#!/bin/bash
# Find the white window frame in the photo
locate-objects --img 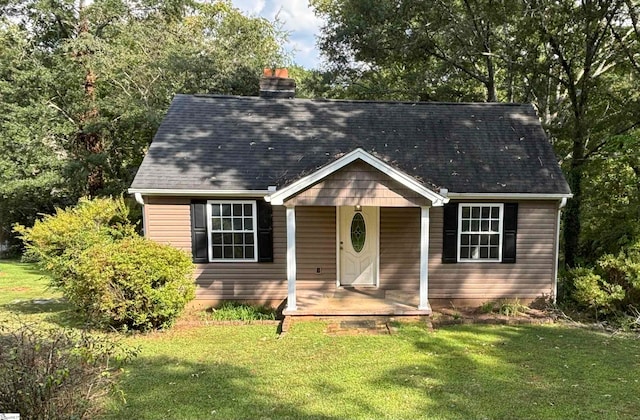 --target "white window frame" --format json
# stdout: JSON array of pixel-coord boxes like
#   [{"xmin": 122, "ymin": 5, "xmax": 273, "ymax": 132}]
[
  {"xmin": 206, "ymin": 200, "xmax": 258, "ymax": 262},
  {"xmin": 457, "ymin": 203, "xmax": 504, "ymax": 263}
]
